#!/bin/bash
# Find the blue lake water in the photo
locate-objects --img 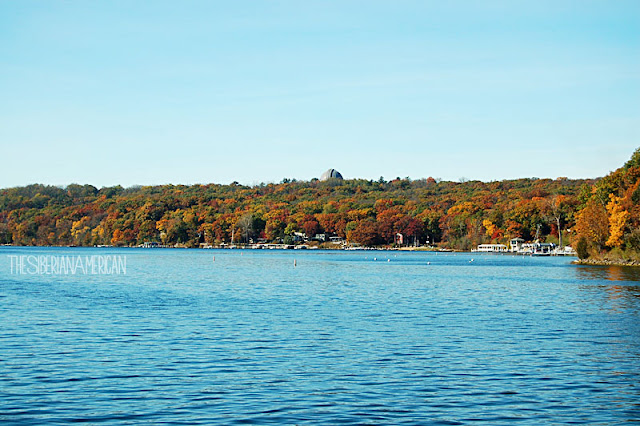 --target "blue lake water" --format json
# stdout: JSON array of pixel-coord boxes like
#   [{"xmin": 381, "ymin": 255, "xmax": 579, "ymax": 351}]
[{"xmin": 1, "ymin": 247, "xmax": 639, "ymax": 425}]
